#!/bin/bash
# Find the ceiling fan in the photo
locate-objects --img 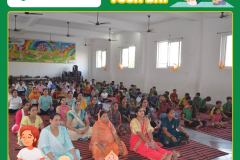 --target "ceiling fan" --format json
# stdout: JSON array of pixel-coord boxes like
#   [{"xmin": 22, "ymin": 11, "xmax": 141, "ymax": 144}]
[
  {"xmin": 146, "ymin": 15, "xmax": 154, "ymax": 33},
  {"xmin": 219, "ymin": 12, "xmax": 229, "ymax": 19},
  {"xmin": 106, "ymin": 28, "xmax": 117, "ymax": 42},
  {"xmin": 89, "ymin": 12, "xmax": 111, "ymax": 26},
  {"xmin": 12, "ymin": 15, "xmax": 21, "ymax": 32},
  {"xmin": 66, "ymin": 21, "xmax": 72, "ymax": 37},
  {"xmin": 22, "ymin": 12, "xmax": 44, "ymax": 16},
  {"xmin": 83, "ymin": 40, "xmax": 91, "ymax": 47}
]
